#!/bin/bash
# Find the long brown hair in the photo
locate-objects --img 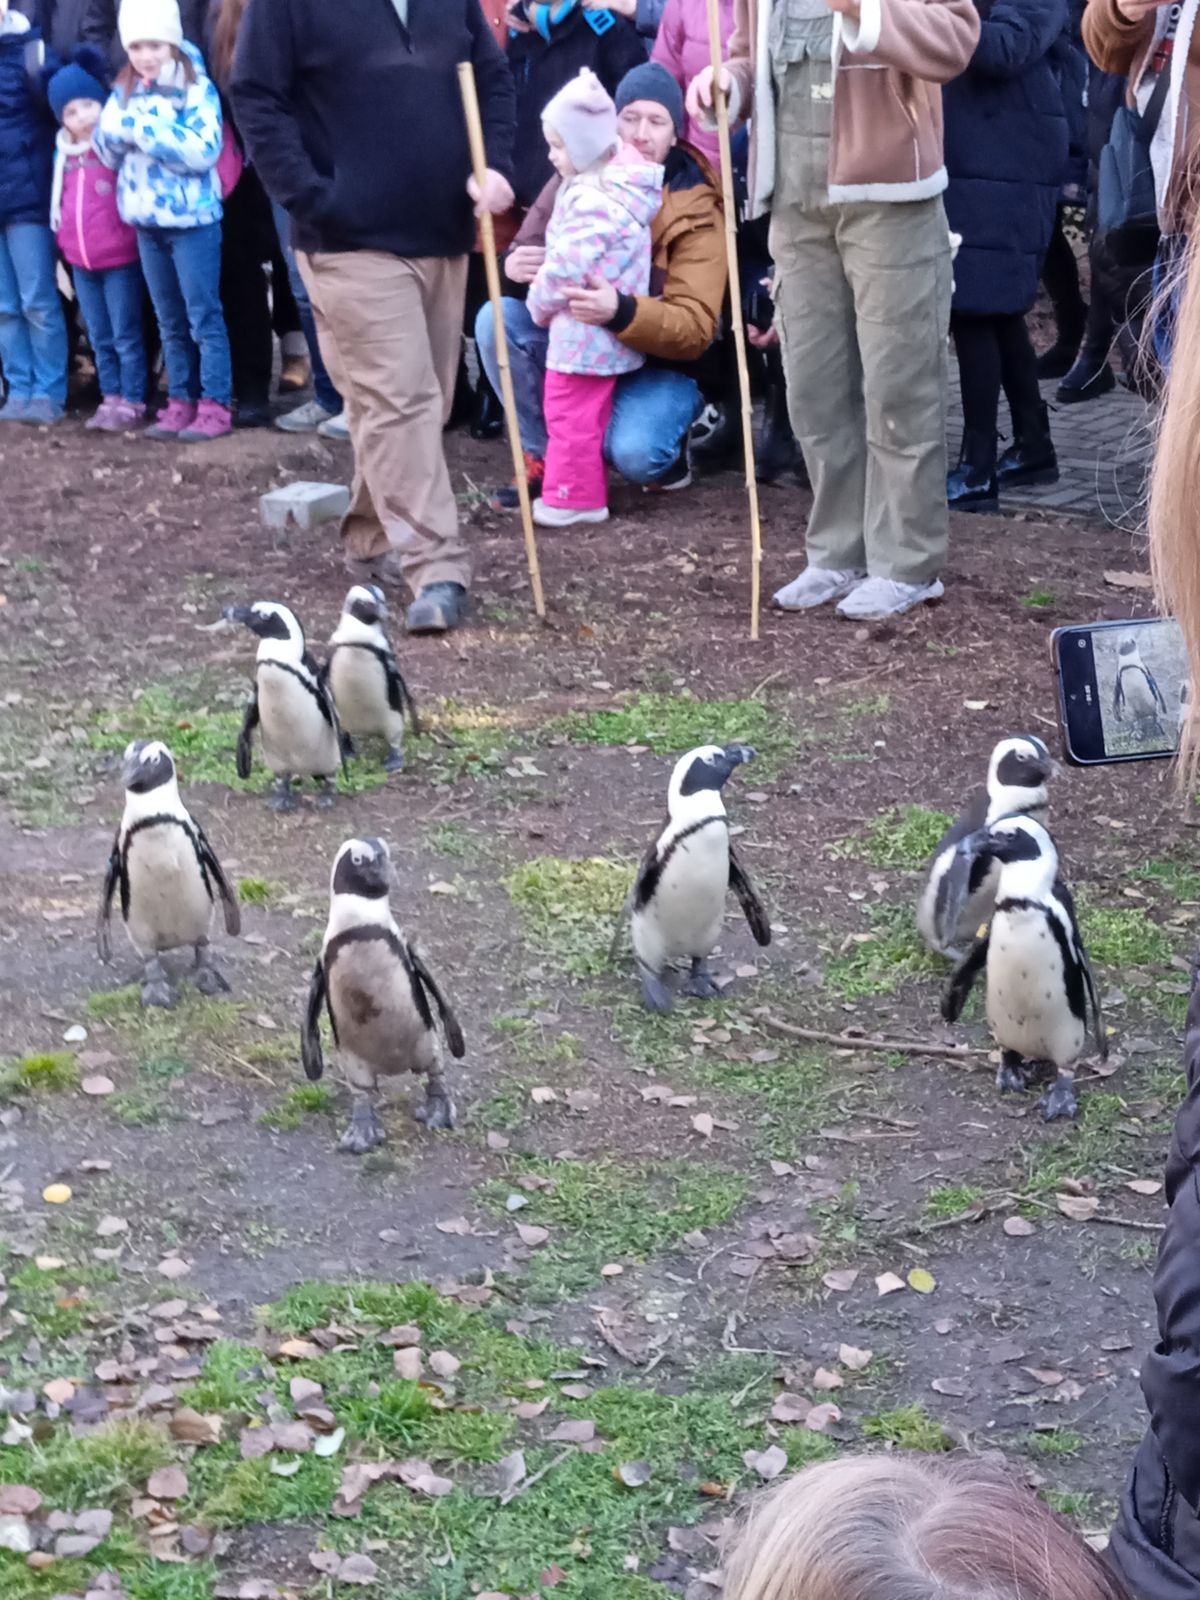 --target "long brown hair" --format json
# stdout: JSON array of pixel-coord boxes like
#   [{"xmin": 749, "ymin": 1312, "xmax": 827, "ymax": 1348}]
[
  {"xmin": 114, "ymin": 44, "xmax": 196, "ymax": 100},
  {"xmin": 210, "ymin": 0, "xmax": 249, "ymax": 90}
]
